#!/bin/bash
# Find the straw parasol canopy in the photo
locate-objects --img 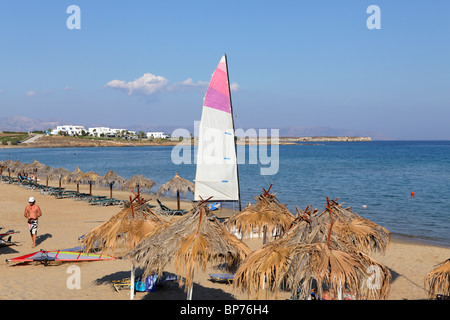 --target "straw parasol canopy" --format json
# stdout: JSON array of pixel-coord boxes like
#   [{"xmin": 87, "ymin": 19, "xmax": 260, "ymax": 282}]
[
  {"xmin": 62, "ymin": 166, "xmax": 84, "ymax": 194},
  {"xmin": 126, "ymin": 200, "xmax": 251, "ymax": 299},
  {"xmin": 8, "ymin": 160, "xmax": 24, "ymax": 175},
  {"xmin": 157, "ymin": 173, "xmax": 194, "ymax": 210},
  {"xmin": 100, "ymin": 169, "xmax": 126, "ymax": 199},
  {"xmin": 0, "ymin": 160, "xmax": 12, "ymax": 175},
  {"xmin": 121, "ymin": 174, "xmax": 156, "ymax": 194},
  {"xmin": 425, "ymin": 258, "xmax": 450, "ymax": 299},
  {"xmin": 226, "ymin": 184, "xmax": 294, "ymax": 244},
  {"xmin": 23, "ymin": 159, "xmax": 50, "ymax": 173},
  {"xmin": 233, "ymin": 199, "xmax": 392, "ymax": 300},
  {"xmin": 41, "ymin": 167, "xmax": 70, "ymax": 190},
  {"xmin": 82, "ymin": 194, "xmax": 165, "ymax": 255},
  {"xmin": 76, "ymin": 170, "xmax": 102, "ymax": 196}
]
